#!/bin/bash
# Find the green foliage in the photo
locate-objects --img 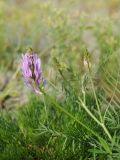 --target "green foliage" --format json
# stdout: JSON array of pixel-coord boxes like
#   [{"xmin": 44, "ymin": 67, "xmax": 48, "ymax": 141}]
[
  {"xmin": 1, "ymin": 68, "xmax": 120, "ymax": 159},
  {"xmin": 1, "ymin": 0, "xmax": 120, "ymax": 159}
]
